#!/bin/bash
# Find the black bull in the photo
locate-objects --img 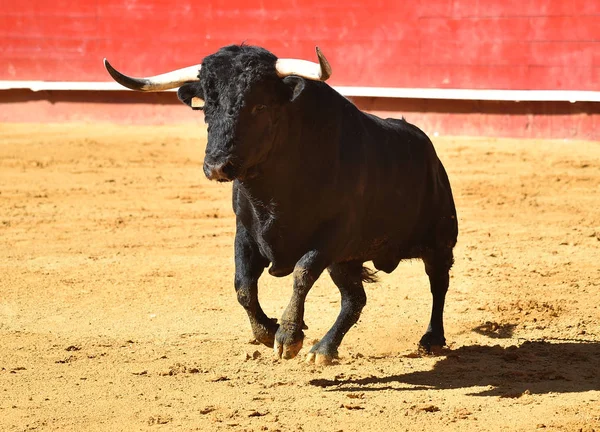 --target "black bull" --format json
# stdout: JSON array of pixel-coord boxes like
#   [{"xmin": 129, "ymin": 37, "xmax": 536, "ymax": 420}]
[{"xmin": 105, "ymin": 45, "xmax": 458, "ymax": 365}]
